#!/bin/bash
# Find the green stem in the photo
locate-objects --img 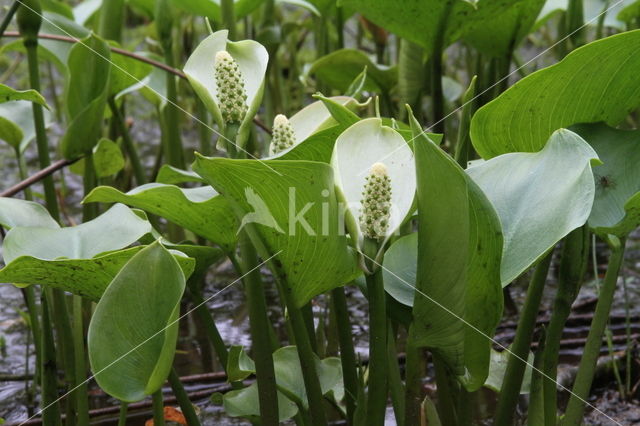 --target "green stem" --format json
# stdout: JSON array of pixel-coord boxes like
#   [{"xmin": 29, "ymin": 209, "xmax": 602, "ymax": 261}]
[
  {"xmin": 168, "ymin": 368, "xmax": 201, "ymax": 426},
  {"xmin": 16, "ymin": 150, "xmax": 34, "ymax": 200},
  {"xmin": 162, "ymin": 48, "xmax": 185, "ymax": 170},
  {"xmin": 21, "ymin": 287, "xmax": 41, "ymax": 389},
  {"xmin": 404, "ymin": 332, "xmax": 425, "ymax": 426},
  {"xmin": 108, "ymin": 97, "xmax": 146, "ymax": 185},
  {"xmin": 433, "ymin": 355, "xmax": 458, "ymax": 426},
  {"xmin": 301, "ymin": 302, "xmax": 317, "ymax": 353},
  {"xmin": 189, "ymin": 289, "xmax": 229, "ymax": 368},
  {"xmin": 541, "ymin": 227, "xmax": 589, "ymax": 425},
  {"xmin": 97, "ymin": 0, "xmax": 124, "ymax": 42},
  {"xmin": 364, "ymin": 239, "xmax": 388, "ymax": 426},
  {"xmin": 454, "ymin": 76, "xmax": 477, "ymax": 168},
  {"xmin": 494, "ymin": 251, "xmax": 553, "ymax": 426},
  {"xmin": 429, "ymin": 3, "xmax": 452, "ymax": 135},
  {"xmin": 387, "ymin": 324, "xmax": 405, "ymax": 426},
  {"xmin": 331, "ymin": 286, "xmax": 358, "ymax": 424},
  {"xmin": 562, "ymin": 237, "xmax": 625, "ymax": 425},
  {"xmin": 72, "ymin": 296, "xmax": 89, "ymax": 426},
  {"xmin": 40, "ymin": 291, "xmax": 62, "ymax": 426},
  {"xmin": 152, "ymin": 390, "xmax": 165, "ymax": 426},
  {"xmin": 220, "ymin": 0, "xmax": 236, "ymax": 40},
  {"xmin": 0, "ymin": 1, "xmax": 19, "ymax": 37},
  {"xmin": 25, "ymin": 41, "xmax": 59, "ymax": 219},
  {"xmin": 117, "ymin": 401, "xmax": 128, "ymax": 426}
]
